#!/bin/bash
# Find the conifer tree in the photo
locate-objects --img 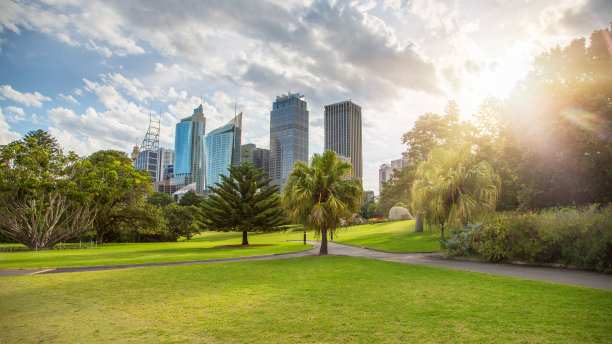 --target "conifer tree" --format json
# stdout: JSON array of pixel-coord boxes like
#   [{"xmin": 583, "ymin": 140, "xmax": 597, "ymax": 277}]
[{"xmin": 201, "ymin": 162, "xmax": 285, "ymax": 245}]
